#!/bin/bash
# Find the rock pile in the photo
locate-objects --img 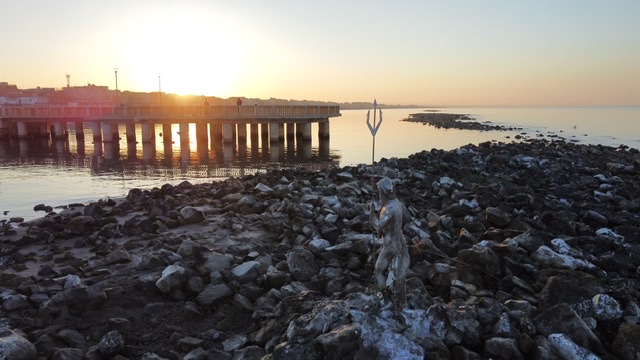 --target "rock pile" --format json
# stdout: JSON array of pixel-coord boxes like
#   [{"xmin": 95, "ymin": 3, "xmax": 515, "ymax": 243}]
[
  {"xmin": 403, "ymin": 112, "xmax": 521, "ymax": 132},
  {"xmin": 0, "ymin": 138, "xmax": 639, "ymax": 359}
]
